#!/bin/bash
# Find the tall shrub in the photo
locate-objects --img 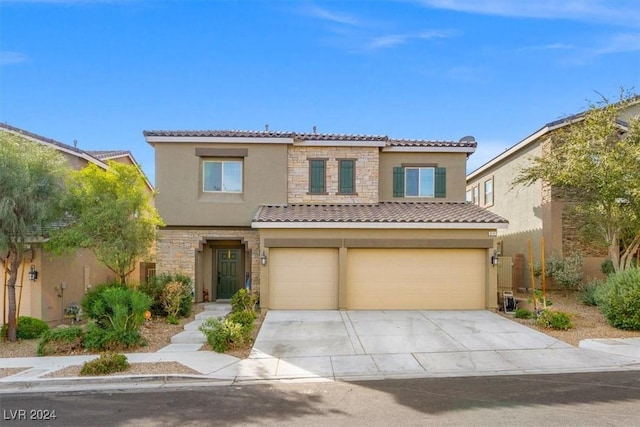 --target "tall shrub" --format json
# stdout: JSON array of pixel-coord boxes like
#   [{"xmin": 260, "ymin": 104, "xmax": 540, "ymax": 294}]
[
  {"xmin": 82, "ymin": 283, "xmax": 151, "ymax": 350},
  {"xmin": 596, "ymin": 268, "xmax": 640, "ymax": 330},
  {"xmin": 139, "ymin": 273, "xmax": 193, "ymax": 318}
]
